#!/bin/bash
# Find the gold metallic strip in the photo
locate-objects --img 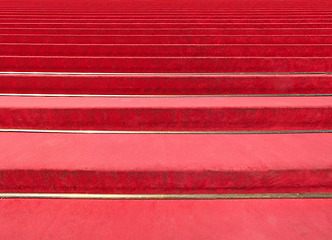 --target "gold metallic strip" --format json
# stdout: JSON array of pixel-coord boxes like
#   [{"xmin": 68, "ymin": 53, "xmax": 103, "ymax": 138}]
[
  {"xmin": 0, "ymin": 94, "xmax": 331, "ymax": 97},
  {"xmin": 0, "ymin": 129, "xmax": 331, "ymax": 134},
  {"xmin": 0, "ymin": 72, "xmax": 330, "ymax": 76},
  {"xmin": 0, "ymin": 193, "xmax": 331, "ymax": 199}
]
